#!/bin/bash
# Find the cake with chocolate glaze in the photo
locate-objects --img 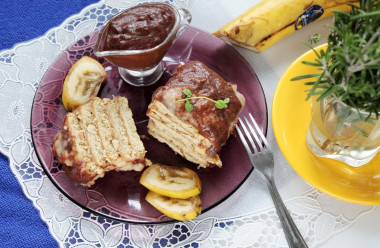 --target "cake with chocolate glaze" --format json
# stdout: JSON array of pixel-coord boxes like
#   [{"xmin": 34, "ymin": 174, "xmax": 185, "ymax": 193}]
[{"xmin": 147, "ymin": 61, "xmax": 245, "ymax": 168}]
